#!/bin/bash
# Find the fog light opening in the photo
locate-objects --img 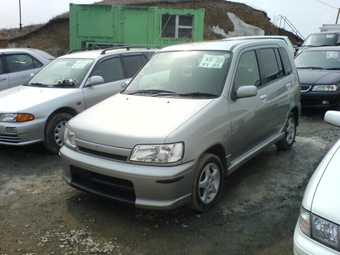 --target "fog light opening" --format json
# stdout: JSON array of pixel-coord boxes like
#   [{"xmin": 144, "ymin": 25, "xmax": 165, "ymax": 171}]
[{"xmin": 5, "ymin": 127, "xmax": 17, "ymax": 134}]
